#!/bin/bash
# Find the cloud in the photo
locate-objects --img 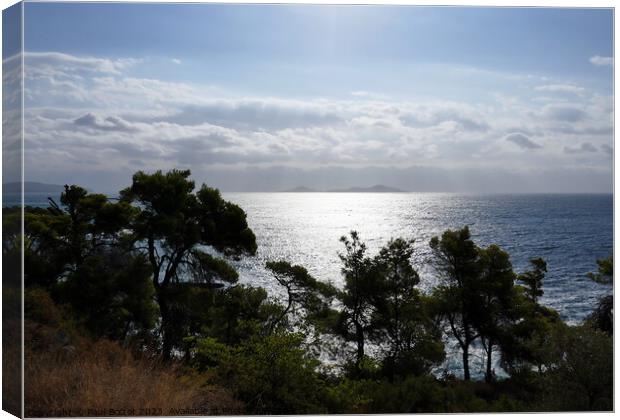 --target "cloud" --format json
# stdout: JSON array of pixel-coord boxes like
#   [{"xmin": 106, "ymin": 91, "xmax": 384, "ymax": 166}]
[
  {"xmin": 600, "ymin": 144, "xmax": 613, "ymax": 155},
  {"xmin": 172, "ymin": 58, "xmax": 182, "ymax": 65},
  {"xmin": 505, "ymin": 133, "xmax": 541, "ymax": 149},
  {"xmin": 542, "ymin": 104, "xmax": 587, "ymax": 122},
  {"xmin": 19, "ymin": 51, "xmax": 613, "ymax": 192},
  {"xmin": 74, "ymin": 113, "xmax": 139, "ymax": 133},
  {"xmin": 589, "ymin": 55, "xmax": 613, "ymax": 66},
  {"xmin": 25, "ymin": 51, "xmax": 140, "ymax": 77},
  {"xmin": 348, "ymin": 90, "xmax": 391, "ymax": 100},
  {"xmin": 564, "ymin": 142, "xmax": 597, "ymax": 154},
  {"xmin": 157, "ymin": 100, "xmax": 345, "ymax": 131},
  {"xmin": 399, "ymin": 106, "xmax": 489, "ymax": 132},
  {"xmin": 534, "ymin": 84, "xmax": 585, "ymax": 94}
]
